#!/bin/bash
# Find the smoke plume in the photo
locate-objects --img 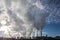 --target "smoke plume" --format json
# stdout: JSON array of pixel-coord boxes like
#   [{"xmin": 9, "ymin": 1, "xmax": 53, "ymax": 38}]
[{"xmin": 0, "ymin": 0, "xmax": 49, "ymax": 38}]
